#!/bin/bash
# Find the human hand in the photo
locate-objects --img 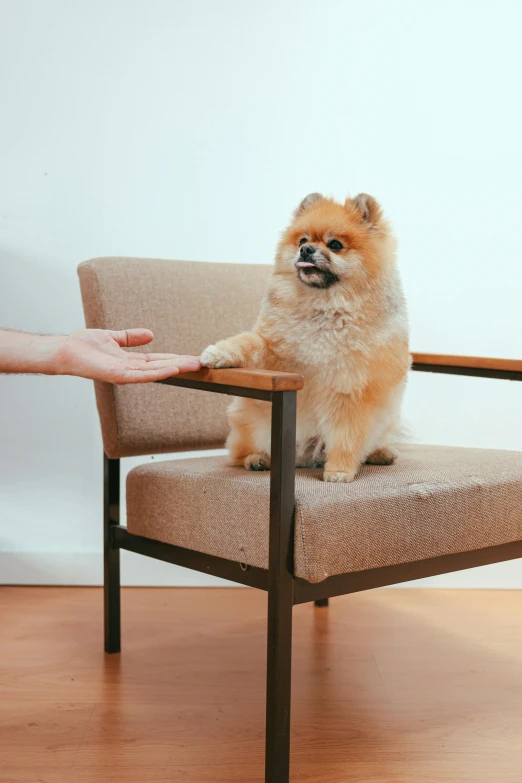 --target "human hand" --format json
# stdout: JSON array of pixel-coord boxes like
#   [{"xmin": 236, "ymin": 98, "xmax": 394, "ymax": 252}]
[{"xmin": 52, "ymin": 328, "xmax": 201, "ymax": 383}]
